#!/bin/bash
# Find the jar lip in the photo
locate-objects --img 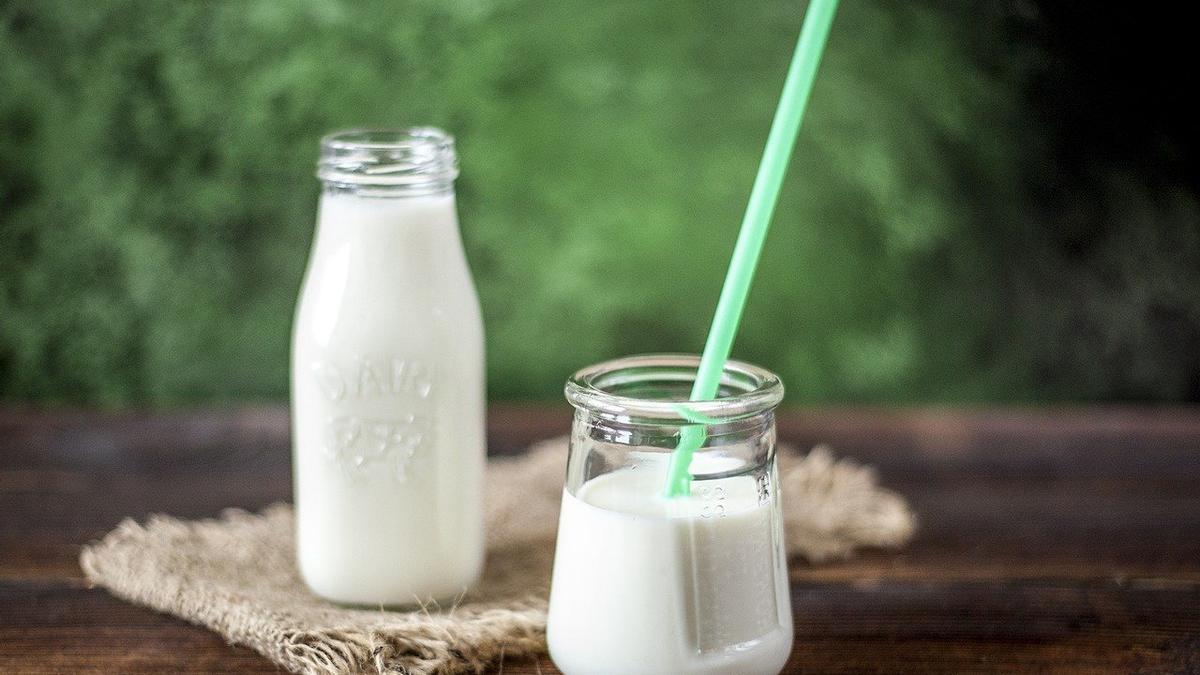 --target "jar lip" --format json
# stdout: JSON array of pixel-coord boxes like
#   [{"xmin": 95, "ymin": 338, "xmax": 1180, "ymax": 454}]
[
  {"xmin": 565, "ymin": 353, "xmax": 784, "ymax": 423},
  {"xmin": 317, "ymin": 127, "xmax": 459, "ymax": 190}
]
